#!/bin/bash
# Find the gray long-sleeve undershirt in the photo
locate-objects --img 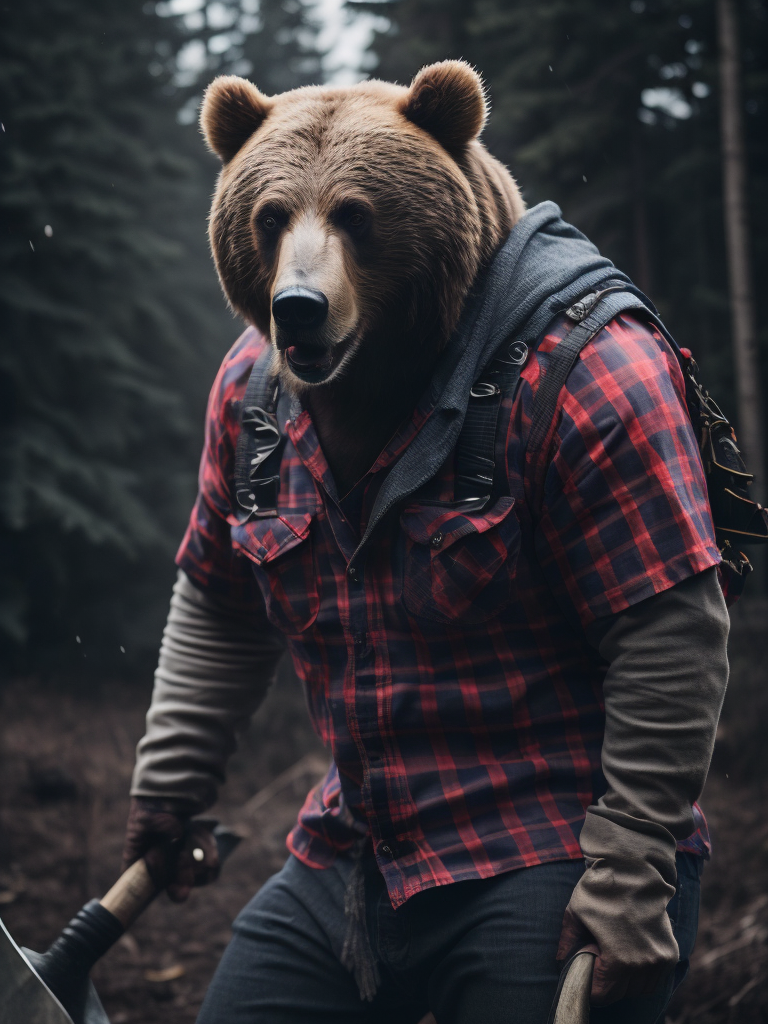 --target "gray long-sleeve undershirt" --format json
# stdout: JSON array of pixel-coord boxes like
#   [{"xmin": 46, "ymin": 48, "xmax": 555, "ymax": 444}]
[
  {"xmin": 131, "ymin": 566, "xmax": 729, "ymax": 841},
  {"xmin": 130, "ymin": 570, "xmax": 285, "ymax": 812},
  {"xmin": 585, "ymin": 564, "xmax": 729, "ymax": 845}
]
